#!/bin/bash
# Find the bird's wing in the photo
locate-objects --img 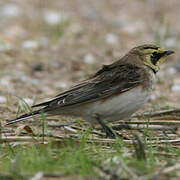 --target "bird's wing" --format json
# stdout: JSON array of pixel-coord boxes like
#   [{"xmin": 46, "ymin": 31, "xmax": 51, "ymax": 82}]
[
  {"xmin": 6, "ymin": 64, "xmax": 144, "ymax": 125},
  {"xmin": 39, "ymin": 64, "xmax": 144, "ymax": 111}
]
